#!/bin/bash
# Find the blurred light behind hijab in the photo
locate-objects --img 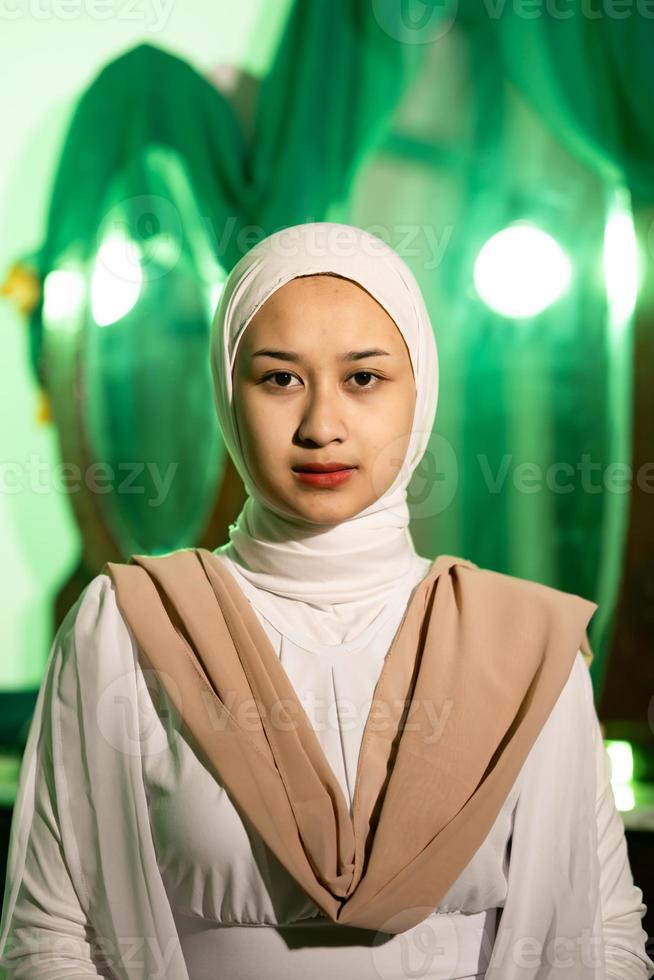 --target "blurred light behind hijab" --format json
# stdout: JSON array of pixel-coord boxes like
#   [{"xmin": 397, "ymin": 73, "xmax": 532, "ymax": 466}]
[{"xmin": 209, "ymin": 222, "xmax": 439, "ymax": 644}]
